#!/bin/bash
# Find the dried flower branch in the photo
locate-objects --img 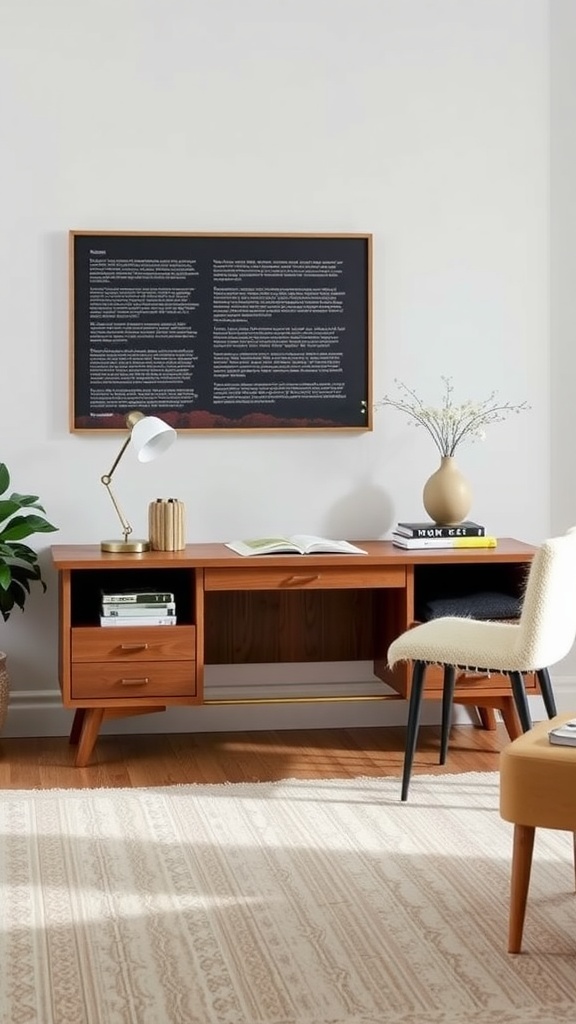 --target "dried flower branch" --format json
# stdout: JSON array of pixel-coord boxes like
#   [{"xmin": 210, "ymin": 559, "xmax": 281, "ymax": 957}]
[{"xmin": 375, "ymin": 377, "xmax": 530, "ymax": 457}]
